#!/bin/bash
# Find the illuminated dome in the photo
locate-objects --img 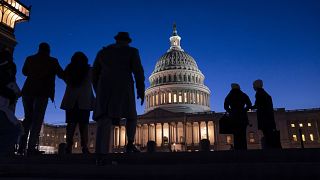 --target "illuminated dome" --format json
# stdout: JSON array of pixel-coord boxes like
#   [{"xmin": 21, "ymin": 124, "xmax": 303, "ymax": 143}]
[{"xmin": 145, "ymin": 24, "xmax": 211, "ymax": 113}]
